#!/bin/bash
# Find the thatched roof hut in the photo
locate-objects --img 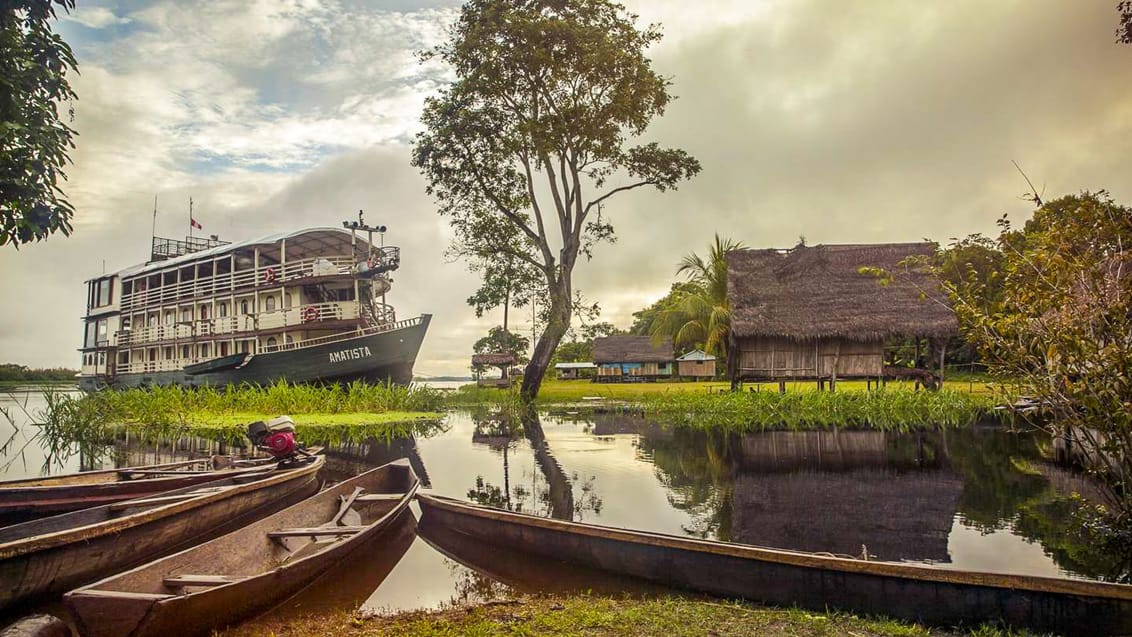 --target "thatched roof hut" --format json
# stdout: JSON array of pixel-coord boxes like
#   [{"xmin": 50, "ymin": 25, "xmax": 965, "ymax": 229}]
[
  {"xmin": 471, "ymin": 353, "xmax": 518, "ymax": 367},
  {"xmin": 728, "ymin": 243, "xmax": 956, "ymax": 341},
  {"xmin": 726, "ymin": 243, "xmax": 958, "ymax": 384},
  {"xmin": 592, "ymin": 336, "xmax": 673, "ymax": 363}
]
